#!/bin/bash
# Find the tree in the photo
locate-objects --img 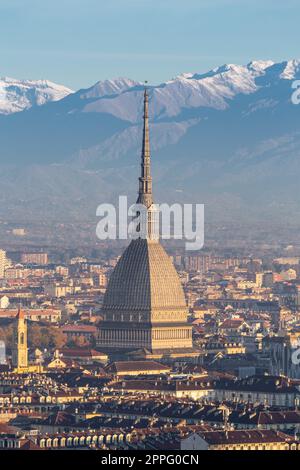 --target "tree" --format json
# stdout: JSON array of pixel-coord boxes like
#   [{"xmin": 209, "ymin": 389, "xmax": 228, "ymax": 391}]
[
  {"xmin": 73, "ymin": 335, "xmax": 90, "ymax": 348},
  {"xmin": 28, "ymin": 324, "xmax": 67, "ymax": 350}
]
